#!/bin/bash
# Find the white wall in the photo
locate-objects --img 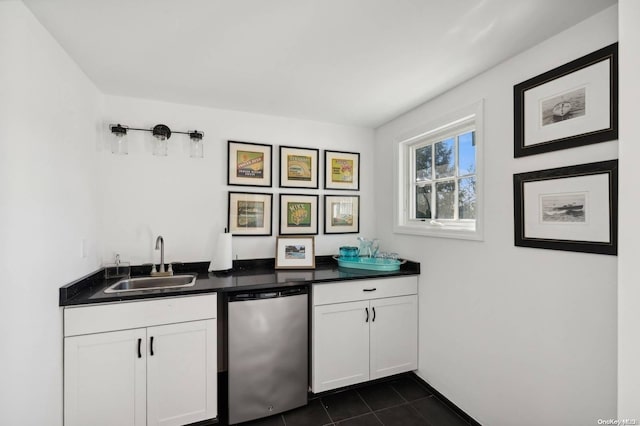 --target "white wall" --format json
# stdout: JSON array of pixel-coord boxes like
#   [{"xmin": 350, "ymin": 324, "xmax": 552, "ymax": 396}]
[
  {"xmin": 98, "ymin": 96, "xmax": 374, "ymax": 265},
  {"xmin": 374, "ymin": 6, "xmax": 618, "ymax": 426},
  {"xmin": 0, "ymin": 2, "xmax": 102, "ymax": 426},
  {"xmin": 617, "ymin": 0, "xmax": 640, "ymax": 418}
]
